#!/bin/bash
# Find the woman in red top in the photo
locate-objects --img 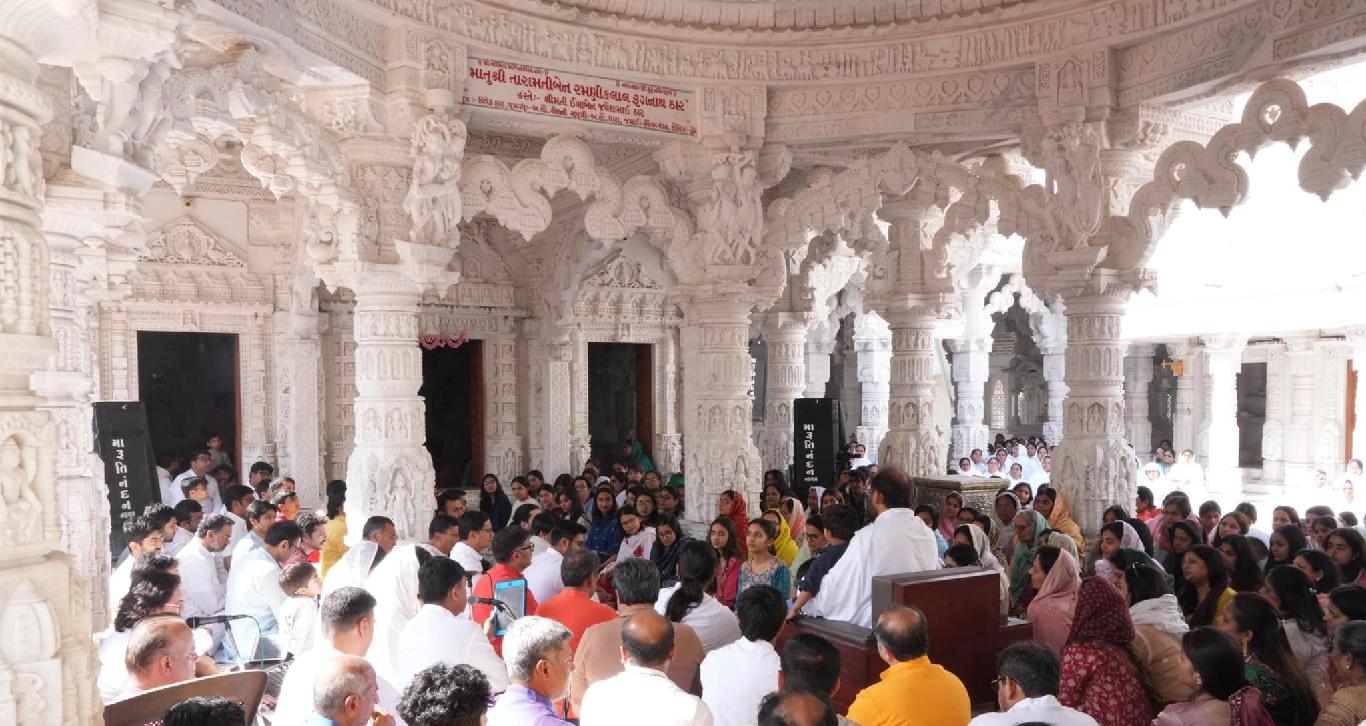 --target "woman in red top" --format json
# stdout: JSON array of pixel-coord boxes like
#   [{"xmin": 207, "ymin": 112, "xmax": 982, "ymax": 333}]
[
  {"xmin": 1059, "ymin": 576, "xmax": 1156, "ymax": 726},
  {"xmin": 718, "ymin": 490, "xmax": 749, "ymax": 542},
  {"xmin": 706, "ymin": 516, "xmax": 743, "ymax": 608}
]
